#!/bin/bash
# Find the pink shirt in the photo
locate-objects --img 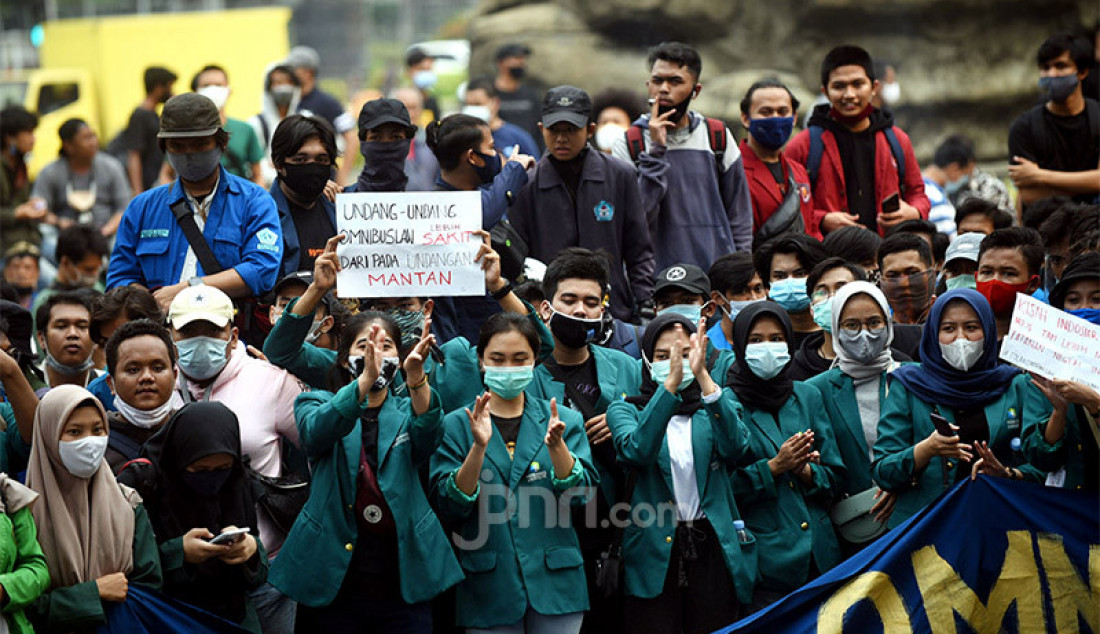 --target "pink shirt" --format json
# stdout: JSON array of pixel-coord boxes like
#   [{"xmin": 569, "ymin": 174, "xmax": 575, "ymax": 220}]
[{"xmin": 179, "ymin": 343, "xmax": 306, "ymax": 554}]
